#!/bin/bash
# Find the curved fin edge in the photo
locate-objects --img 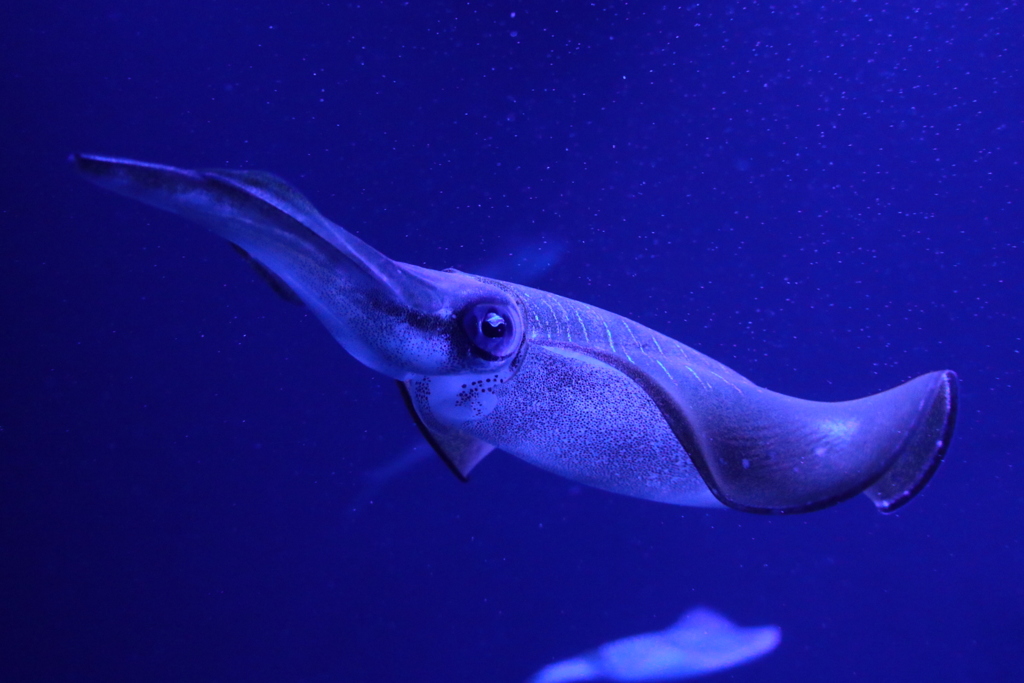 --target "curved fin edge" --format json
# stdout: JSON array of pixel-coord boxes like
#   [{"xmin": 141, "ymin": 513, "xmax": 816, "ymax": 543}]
[{"xmin": 866, "ymin": 370, "xmax": 958, "ymax": 513}]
